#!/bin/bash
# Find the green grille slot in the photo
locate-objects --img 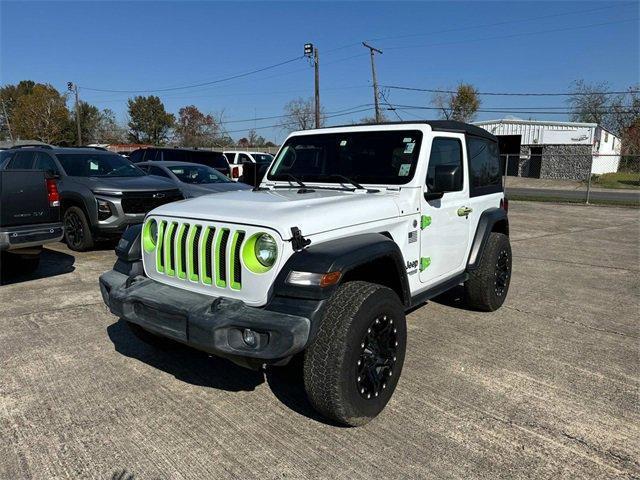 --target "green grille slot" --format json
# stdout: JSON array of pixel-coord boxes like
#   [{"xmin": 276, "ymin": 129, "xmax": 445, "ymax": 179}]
[
  {"xmin": 200, "ymin": 227, "xmax": 215, "ymax": 285},
  {"xmin": 215, "ymin": 229, "xmax": 230, "ymax": 288},
  {"xmin": 187, "ymin": 225, "xmax": 201, "ymax": 282},
  {"xmin": 230, "ymin": 231, "xmax": 245, "ymax": 290},
  {"xmin": 164, "ymin": 222, "xmax": 177, "ymax": 276},
  {"xmin": 155, "ymin": 220, "xmax": 166, "ymax": 272},
  {"xmin": 176, "ymin": 223, "xmax": 189, "ymax": 279}
]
